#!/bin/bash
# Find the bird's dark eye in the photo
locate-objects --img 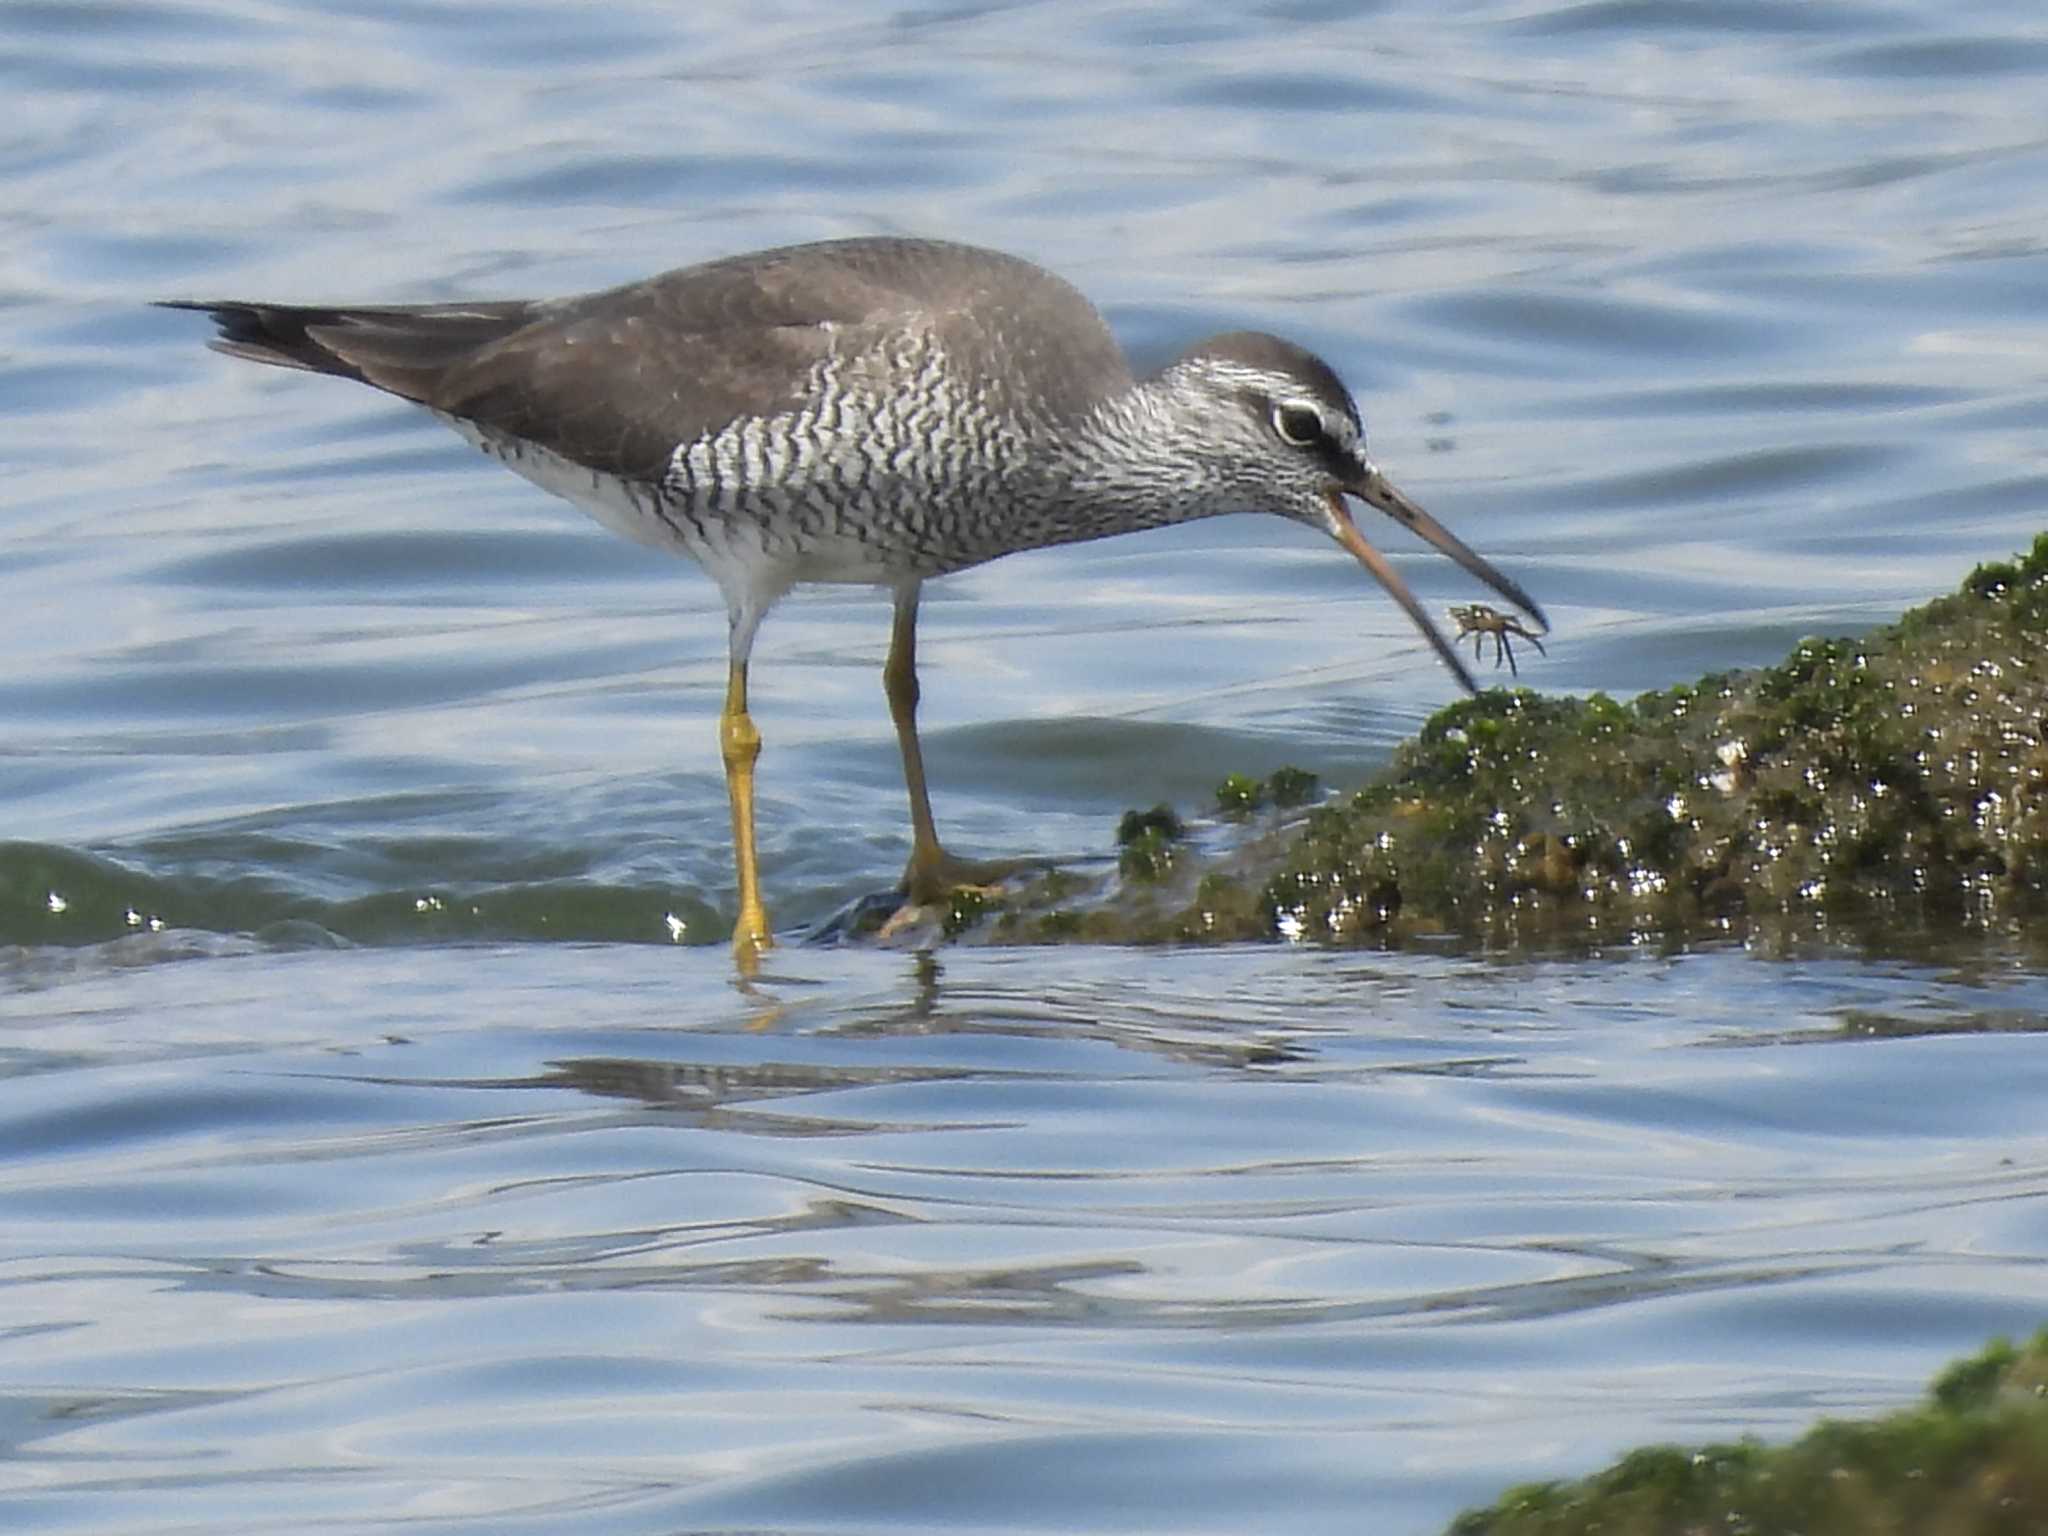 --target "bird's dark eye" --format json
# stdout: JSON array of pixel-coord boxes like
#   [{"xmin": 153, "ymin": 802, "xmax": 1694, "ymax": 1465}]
[{"xmin": 1272, "ymin": 402, "xmax": 1324, "ymax": 447}]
